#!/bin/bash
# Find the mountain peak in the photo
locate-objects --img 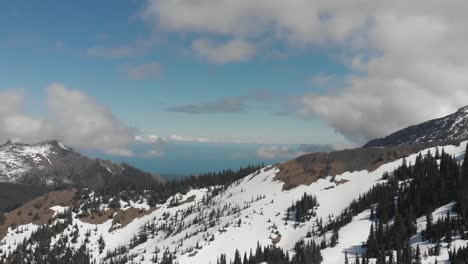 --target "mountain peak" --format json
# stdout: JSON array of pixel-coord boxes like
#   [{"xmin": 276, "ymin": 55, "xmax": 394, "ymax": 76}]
[
  {"xmin": 457, "ymin": 104, "xmax": 468, "ymax": 113},
  {"xmin": 40, "ymin": 140, "xmax": 72, "ymax": 151},
  {"xmin": 1, "ymin": 140, "xmax": 13, "ymax": 147},
  {"xmin": 0, "ymin": 139, "xmax": 156, "ymax": 189},
  {"xmin": 364, "ymin": 106, "xmax": 468, "ymax": 147},
  {"xmin": 1, "ymin": 139, "xmax": 69, "ymax": 148}
]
